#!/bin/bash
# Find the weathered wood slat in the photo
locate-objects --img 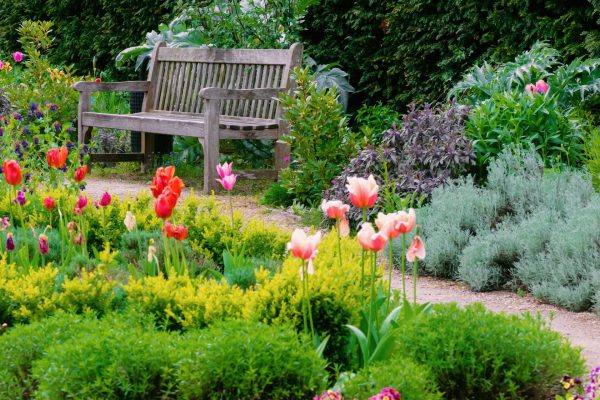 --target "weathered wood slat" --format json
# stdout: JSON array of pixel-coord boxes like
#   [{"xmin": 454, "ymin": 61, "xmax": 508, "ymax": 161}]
[
  {"xmin": 157, "ymin": 47, "xmax": 291, "ymax": 65},
  {"xmin": 236, "ymin": 169, "xmax": 279, "ymax": 180},
  {"xmin": 74, "ymin": 81, "xmax": 150, "ymax": 92}
]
